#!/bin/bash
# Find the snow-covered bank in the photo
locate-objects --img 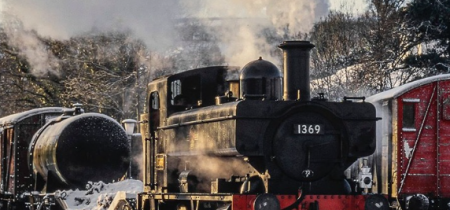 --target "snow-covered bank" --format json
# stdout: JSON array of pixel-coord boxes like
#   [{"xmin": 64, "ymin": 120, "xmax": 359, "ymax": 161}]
[{"xmin": 56, "ymin": 179, "xmax": 143, "ymax": 210}]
